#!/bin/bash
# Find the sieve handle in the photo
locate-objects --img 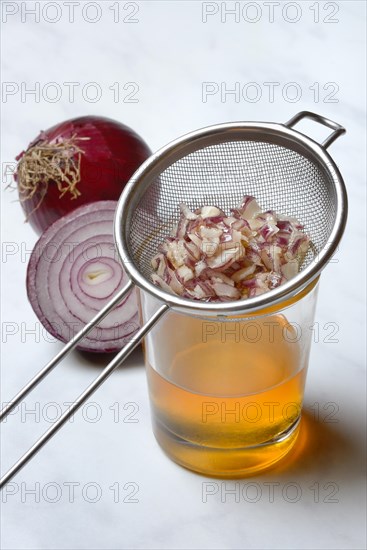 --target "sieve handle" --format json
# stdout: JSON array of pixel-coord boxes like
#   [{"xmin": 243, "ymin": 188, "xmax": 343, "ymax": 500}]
[
  {"xmin": 0, "ymin": 281, "xmax": 136, "ymax": 421},
  {"xmin": 0, "ymin": 302, "xmax": 169, "ymax": 488},
  {"xmin": 285, "ymin": 111, "xmax": 346, "ymax": 149}
]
